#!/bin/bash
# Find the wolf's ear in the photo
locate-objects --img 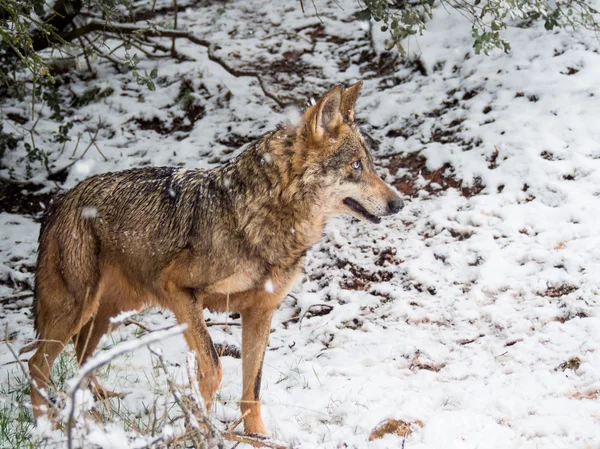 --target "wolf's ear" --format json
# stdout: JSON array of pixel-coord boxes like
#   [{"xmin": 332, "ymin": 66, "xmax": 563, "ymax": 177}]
[
  {"xmin": 340, "ymin": 81, "xmax": 363, "ymax": 122},
  {"xmin": 310, "ymin": 85, "xmax": 344, "ymax": 140}
]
